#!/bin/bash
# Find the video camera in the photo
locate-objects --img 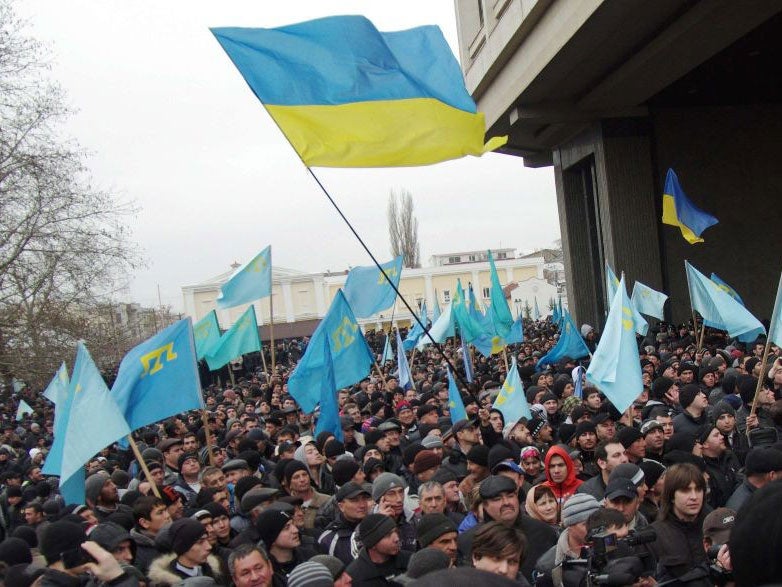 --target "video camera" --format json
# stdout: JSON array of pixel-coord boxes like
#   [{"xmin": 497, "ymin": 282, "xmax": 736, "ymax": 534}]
[{"xmin": 561, "ymin": 528, "xmax": 657, "ymax": 587}]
